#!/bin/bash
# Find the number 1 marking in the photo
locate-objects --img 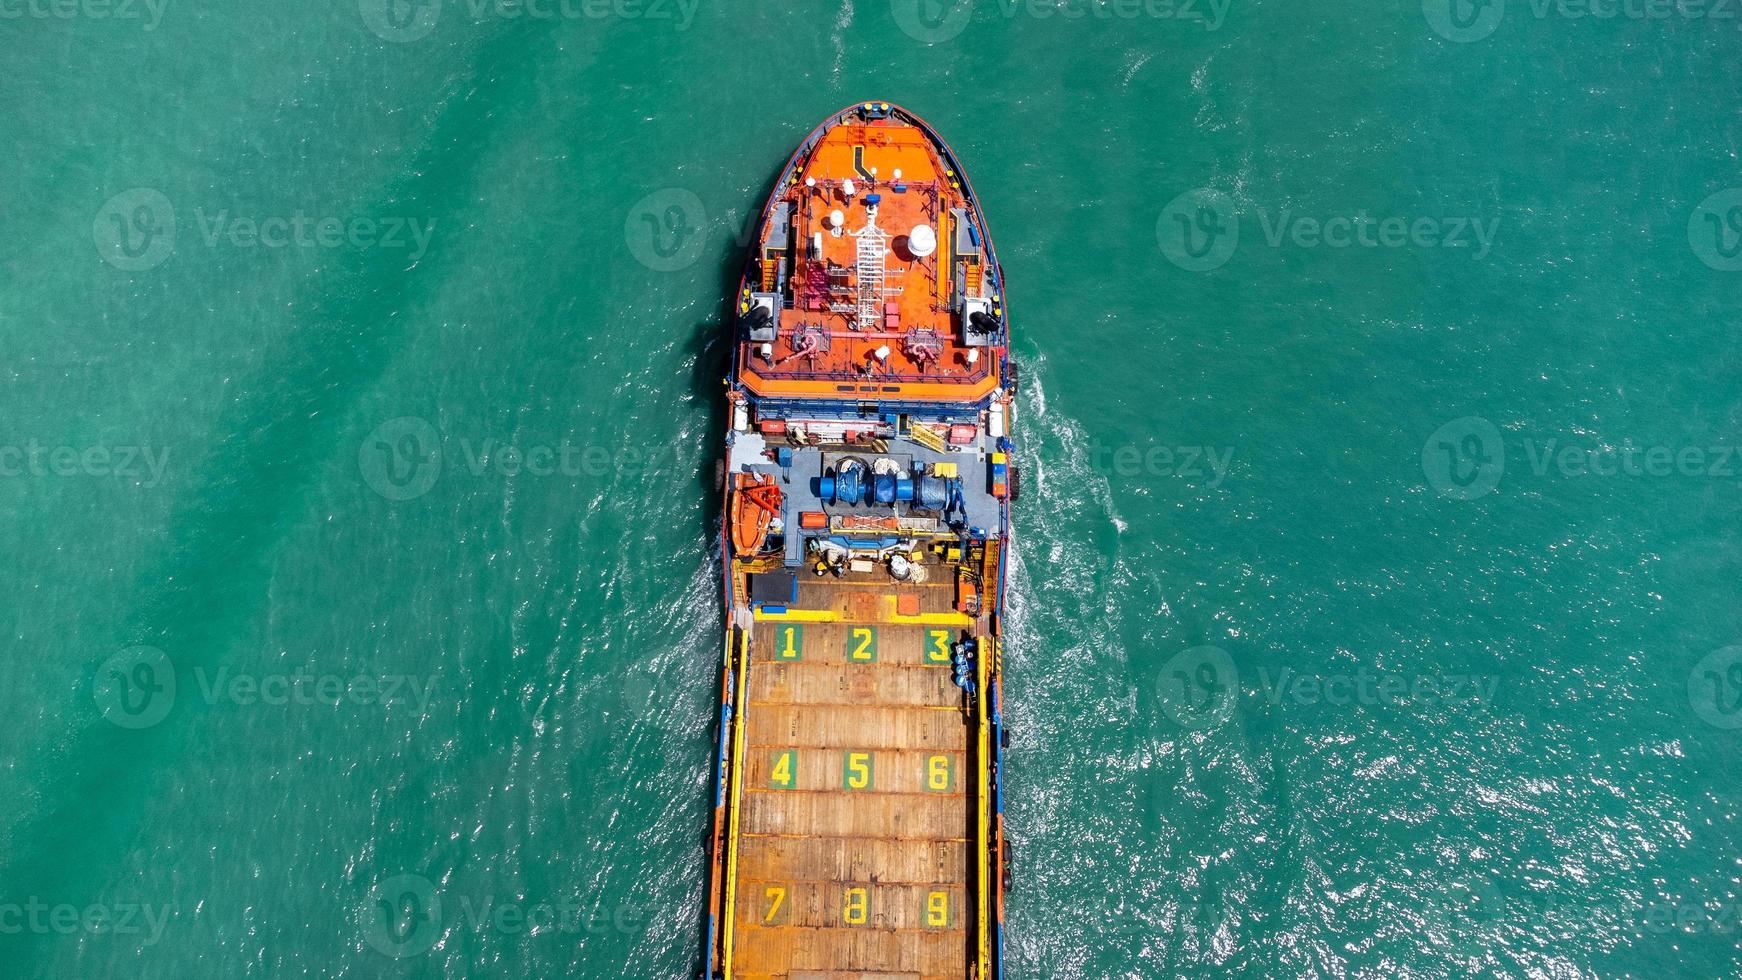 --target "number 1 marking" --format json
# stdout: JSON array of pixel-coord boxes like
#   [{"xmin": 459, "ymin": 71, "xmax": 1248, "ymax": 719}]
[{"xmin": 775, "ymin": 624, "xmax": 802, "ymax": 661}]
